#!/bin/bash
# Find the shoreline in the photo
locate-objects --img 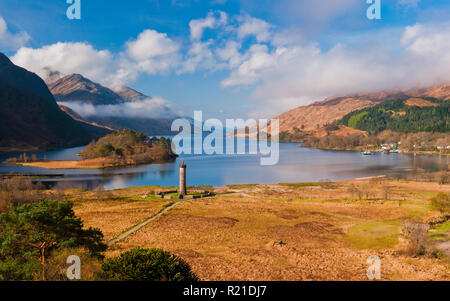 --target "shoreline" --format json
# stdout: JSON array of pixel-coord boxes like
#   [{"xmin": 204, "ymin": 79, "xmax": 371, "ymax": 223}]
[
  {"xmin": 13, "ymin": 158, "xmax": 156, "ymax": 170},
  {"xmin": 297, "ymin": 144, "xmax": 450, "ymax": 156},
  {"xmin": 17, "ymin": 161, "xmax": 104, "ymax": 170},
  {"xmin": 12, "ymin": 155, "xmax": 178, "ymax": 170}
]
